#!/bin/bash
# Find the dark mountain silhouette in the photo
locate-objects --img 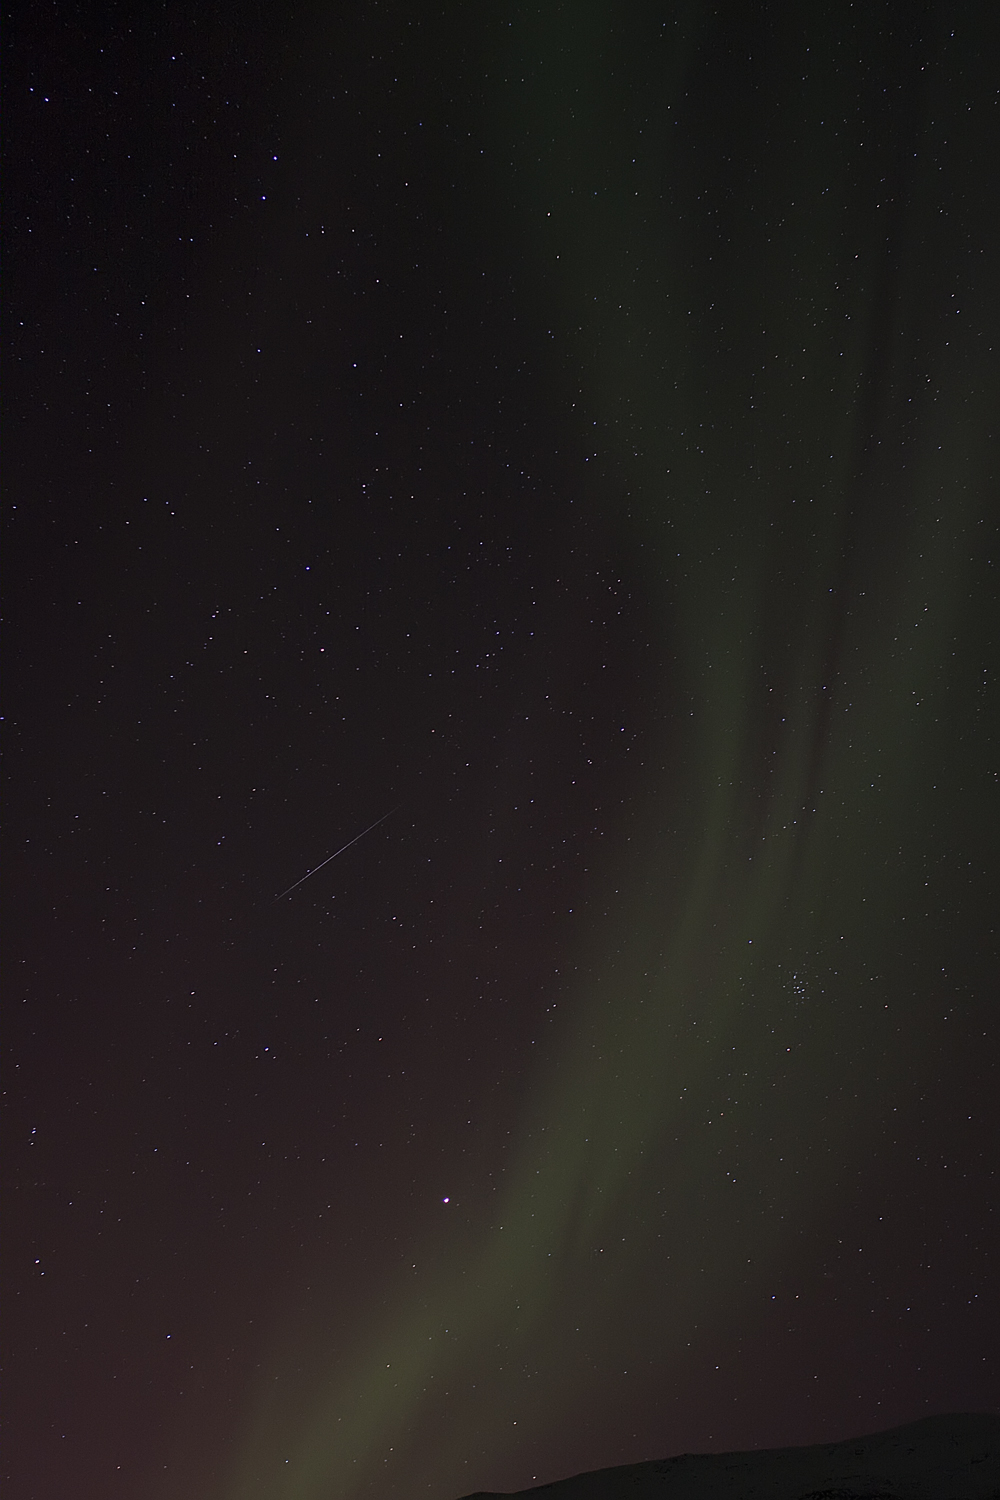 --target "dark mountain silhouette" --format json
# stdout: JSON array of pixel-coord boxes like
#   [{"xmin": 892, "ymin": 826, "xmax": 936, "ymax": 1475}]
[{"xmin": 460, "ymin": 1413, "xmax": 1000, "ymax": 1500}]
